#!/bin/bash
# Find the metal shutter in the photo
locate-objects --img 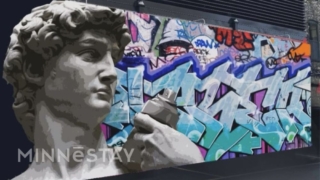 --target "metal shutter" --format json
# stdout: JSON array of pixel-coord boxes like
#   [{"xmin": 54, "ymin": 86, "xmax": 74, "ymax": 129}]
[{"xmin": 145, "ymin": 0, "xmax": 305, "ymax": 31}]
